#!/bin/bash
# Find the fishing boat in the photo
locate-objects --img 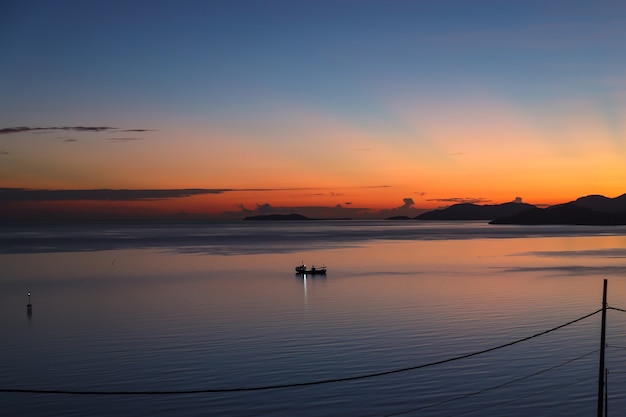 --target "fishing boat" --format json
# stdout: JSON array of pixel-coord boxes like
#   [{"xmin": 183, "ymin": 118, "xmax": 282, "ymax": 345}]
[{"xmin": 295, "ymin": 263, "xmax": 327, "ymax": 275}]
